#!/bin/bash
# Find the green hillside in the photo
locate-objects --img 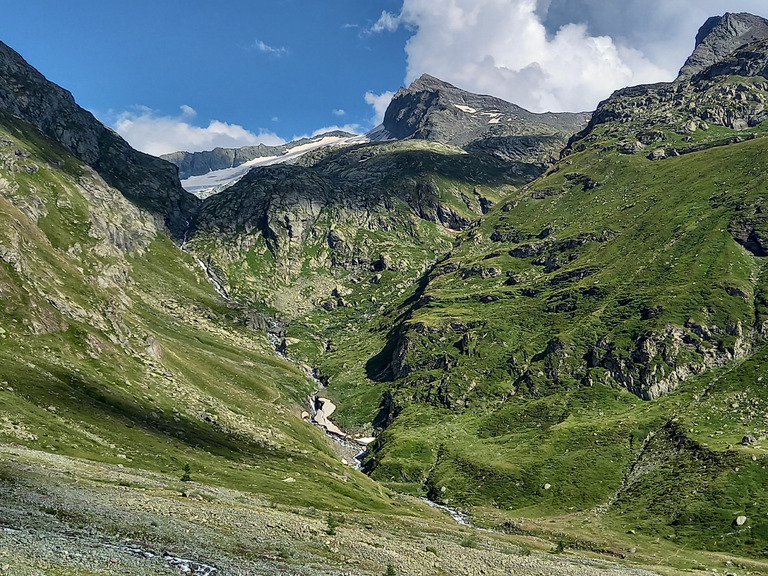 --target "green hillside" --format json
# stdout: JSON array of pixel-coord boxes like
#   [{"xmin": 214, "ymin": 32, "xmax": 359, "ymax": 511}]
[
  {"xmin": 265, "ymin": 47, "xmax": 768, "ymax": 559},
  {"xmin": 0, "ymin": 109, "xmax": 392, "ymax": 514}
]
